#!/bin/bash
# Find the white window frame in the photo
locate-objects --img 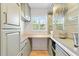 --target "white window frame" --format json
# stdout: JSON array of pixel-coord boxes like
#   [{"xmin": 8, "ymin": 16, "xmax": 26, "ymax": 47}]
[
  {"xmin": 32, "ymin": 16, "xmax": 47, "ymax": 31},
  {"xmin": 53, "ymin": 15, "xmax": 64, "ymax": 30}
]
